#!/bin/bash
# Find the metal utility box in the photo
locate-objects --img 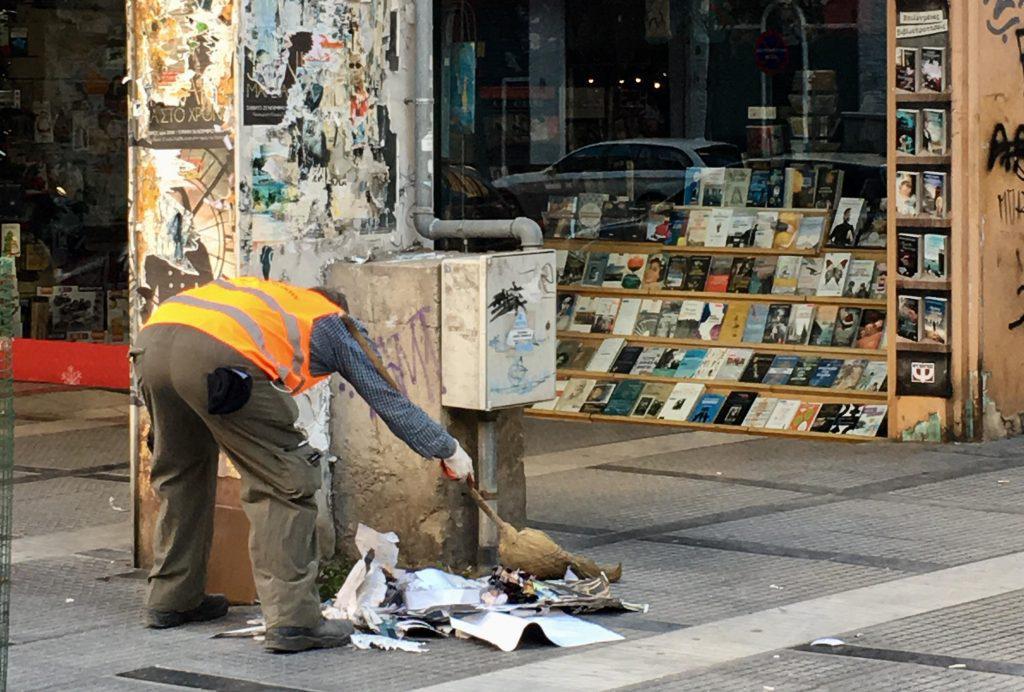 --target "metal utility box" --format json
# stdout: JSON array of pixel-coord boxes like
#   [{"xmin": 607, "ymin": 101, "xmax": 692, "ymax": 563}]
[{"xmin": 441, "ymin": 250, "xmax": 558, "ymax": 411}]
